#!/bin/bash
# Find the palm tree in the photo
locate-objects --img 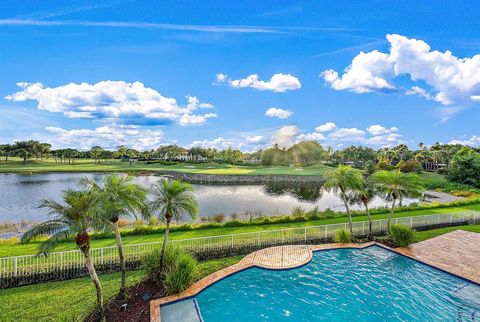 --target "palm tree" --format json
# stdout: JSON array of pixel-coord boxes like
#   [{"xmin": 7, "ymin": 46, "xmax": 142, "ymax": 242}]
[
  {"xmin": 21, "ymin": 189, "xmax": 106, "ymax": 318},
  {"xmin": 324, "ymin": 165, "xmax": 364, "ymax": 235},
  {"xmin": 81, "ymin": 174, "xmax": 148, "ymax": 300},
  {"xmin": 372, "ymin": 170, "xmax": 424, "ymax": 230},
  {"xmin": 348, "ymin": 176, "xmax": 376, "ymax": 239},
  {"xmin": 149, "ymin": 179, "xmax": 198, "ymax": 270}
]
